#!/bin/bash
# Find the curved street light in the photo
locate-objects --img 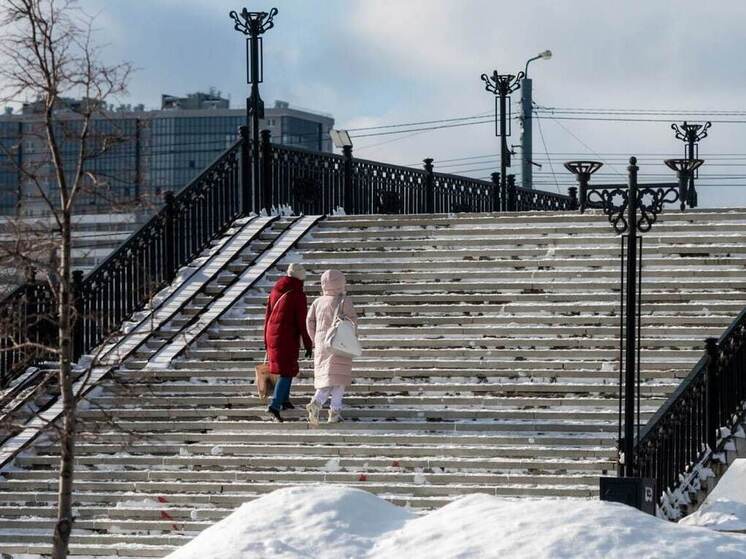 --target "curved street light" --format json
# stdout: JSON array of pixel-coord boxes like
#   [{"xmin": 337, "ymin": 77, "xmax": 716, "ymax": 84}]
[{"xmin": 521, "ymin": 49, "xmax": 552, "ymax": 189}]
